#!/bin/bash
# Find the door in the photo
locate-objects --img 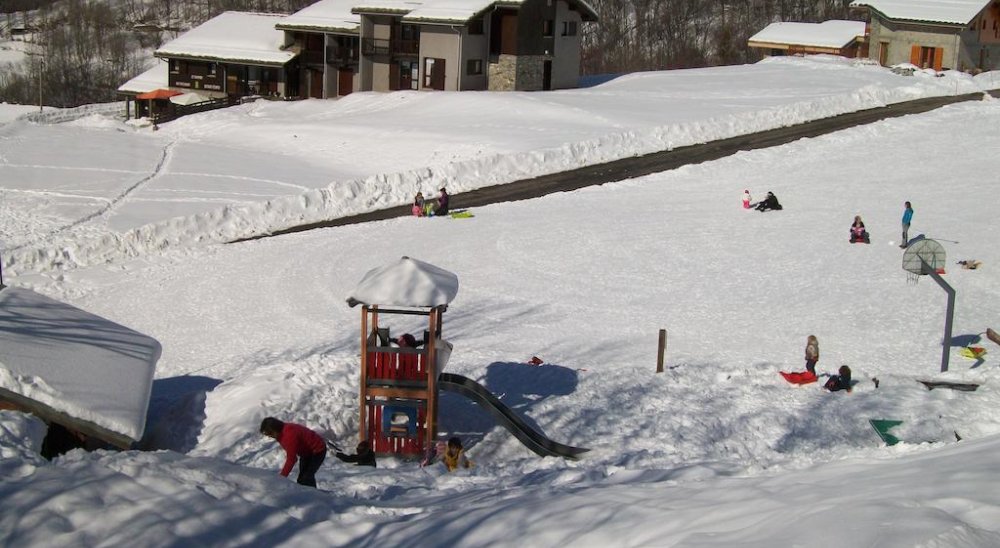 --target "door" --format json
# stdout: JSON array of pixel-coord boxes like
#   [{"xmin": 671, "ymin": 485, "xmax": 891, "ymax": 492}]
[
  {"xmin": 399, "ymin": 61, "xmax": 418, "ymax": 90},
  {"xmin": 424, "ymin": 57, "xmax": 445, "ymax": 90},
  {"xmin": 543, "ymin": 60, "xmax": 552, "ymax": 90},
  {"xmin": 309, "ymin": 69, "xmax": 323, "ymax": 98},
  {"xmin": 338, "ymin": 68, "xmax": 353, "ymax": 96}
]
